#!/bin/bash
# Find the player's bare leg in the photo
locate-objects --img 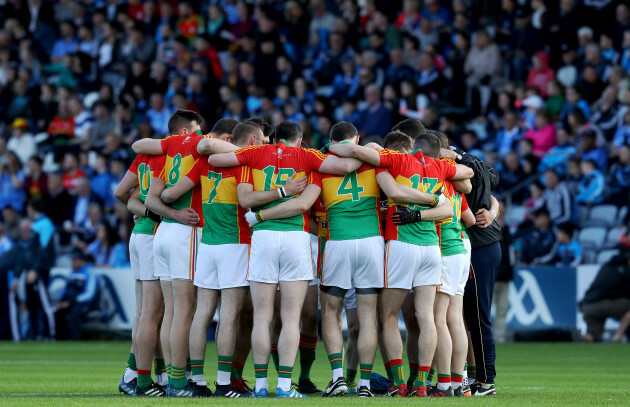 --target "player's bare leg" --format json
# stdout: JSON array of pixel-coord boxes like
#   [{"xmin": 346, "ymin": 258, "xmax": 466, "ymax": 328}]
[
  {"xmin": 297, "ymin": 284, "xmax": 320, "ymax": 393},
  {"xmin": 356, "ymin": 293, "xmax": 379, "ymax": 393},
  {"xmin": 269, "ymin": 294, "xmax": 282, "ymax": 372},
  {"xmin": 216, "ymin": 286, "xmax": 247, "ymax": 386},
  {"xmin": 401, "ymin": 292, "xmax": 420, "ymax": 387},
  {"xmin": 376, "ymin": 298, "xmax": 391, "ymax": 378},
  {"xmin": 135, "ymin": 280, "xmax": 164, "ymax": 391},
  {"xmin": 432, "ymin": 292, "xmax": 452, "ymax": 396},
  {"xmin": 379, "ymin": 288, "xmax": 408, "ymax": 395},
  {"xmin": 320, "ymin": 290, "xmax": 346, "ymax": 395},
  {"xmin": 188, "ymin": 287, "xmax": 219, "ymax": 386},
  {"xmin": 345, "ymin": 307, "xmax": 360, "ymax": 390},
  {"xmin": 159, "ymin": 280, "xmax": 173, "ymax": 372},
  {"xmin": 276, "ymin": 280, "xmax": 309, "ymax": 392},
  {"xmin": 119, "ymin": 281, "xmax": 143, "ymax": 394},
  {"xmin": 250, "ymin": 281, "xmax": 277, "ymax": 394},
  {"xmin": 231, "ymin": 293, "xmax": 253, "ymax": 393},
  {"xmin": 447, "ymin": 294, "xmax": 468, "ymax": 395},
  {"xmin": 411, "ymin": 285, "xmax": 437, "ymax": 397},
  {"xmin": 169, "ymin": 280, "xmax": 197, "ymax": 389}
]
